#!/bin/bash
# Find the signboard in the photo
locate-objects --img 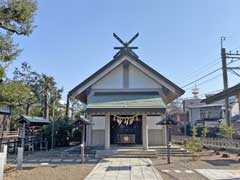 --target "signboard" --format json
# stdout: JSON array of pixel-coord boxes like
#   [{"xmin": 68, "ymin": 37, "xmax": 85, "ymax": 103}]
[{"xmin": 0, "ymin": 104, "xmax": 11, "ymax": 115}]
